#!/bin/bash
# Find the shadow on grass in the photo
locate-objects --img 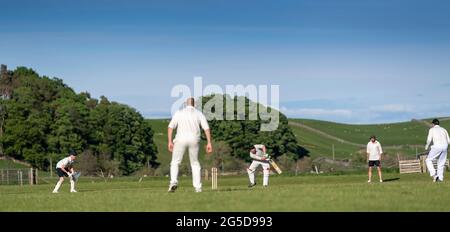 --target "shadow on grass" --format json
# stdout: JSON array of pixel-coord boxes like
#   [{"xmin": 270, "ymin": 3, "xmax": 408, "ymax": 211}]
[{"xmin": 383, "ymin": 178, "xmax": 400, "ymax": 182}]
